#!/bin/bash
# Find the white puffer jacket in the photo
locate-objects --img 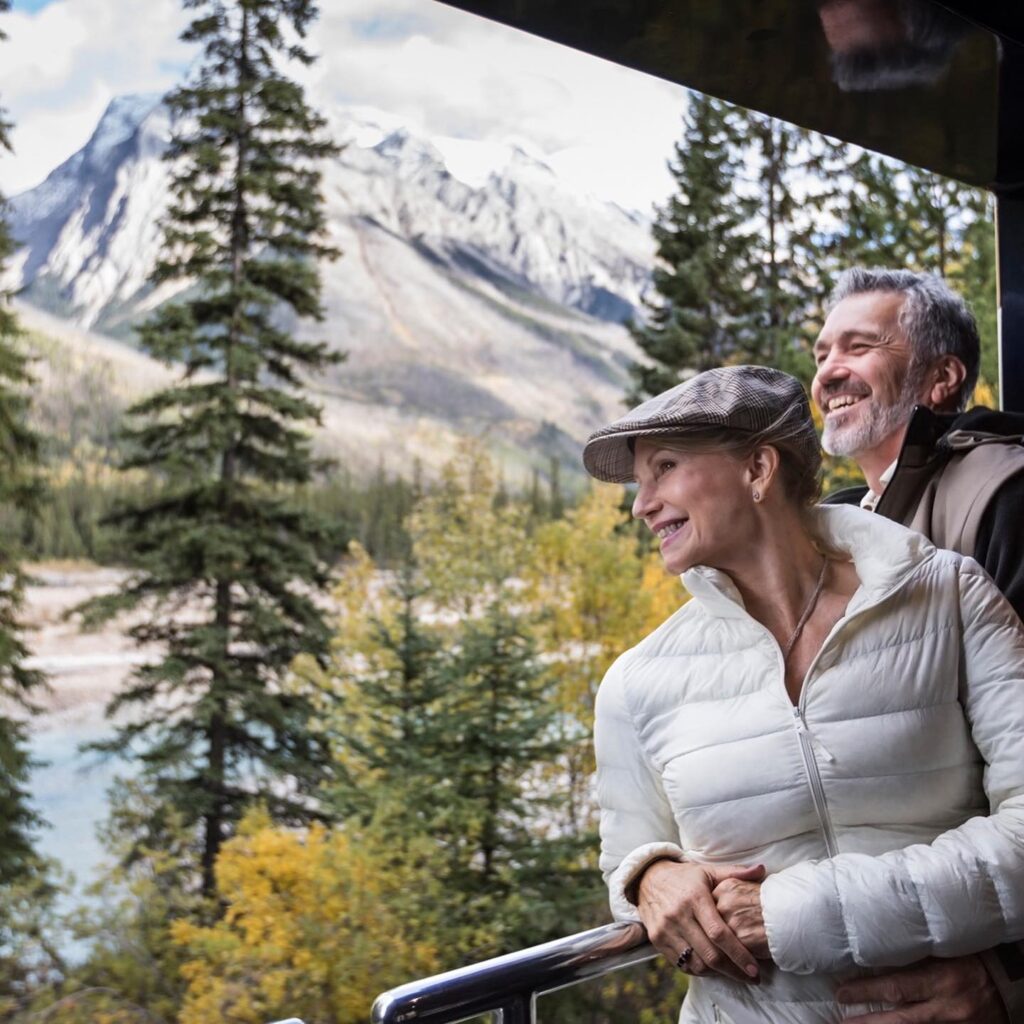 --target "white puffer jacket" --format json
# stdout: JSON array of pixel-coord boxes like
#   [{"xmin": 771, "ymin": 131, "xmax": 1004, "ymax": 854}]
[{"xmin": 595, "ymin": 505, "xmax": 1024, "ymax": 1024}]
